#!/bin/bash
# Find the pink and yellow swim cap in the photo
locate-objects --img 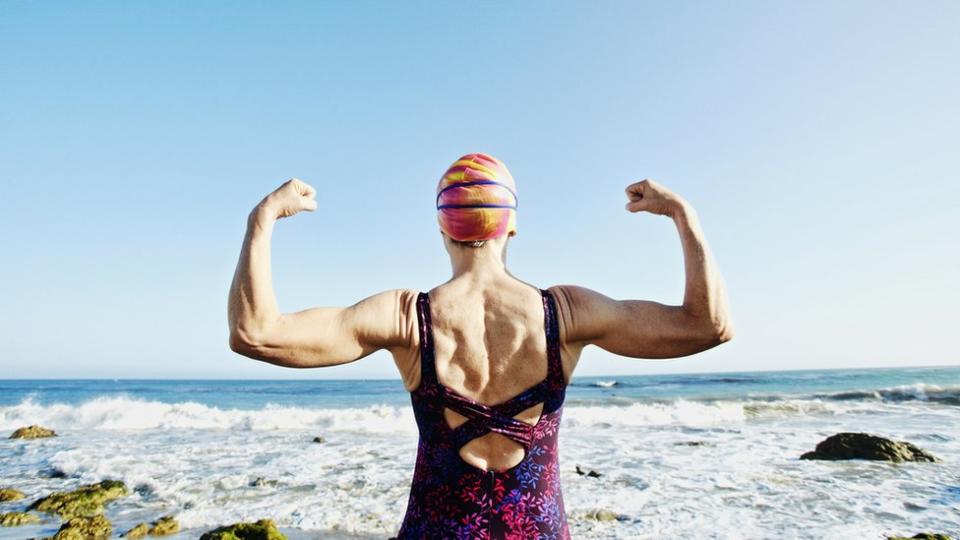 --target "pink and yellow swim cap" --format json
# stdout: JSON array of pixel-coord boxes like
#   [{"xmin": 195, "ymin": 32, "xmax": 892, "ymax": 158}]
[{"xmin": 436, "ymin": 153, "xmax": 517, "ymax": 242}]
